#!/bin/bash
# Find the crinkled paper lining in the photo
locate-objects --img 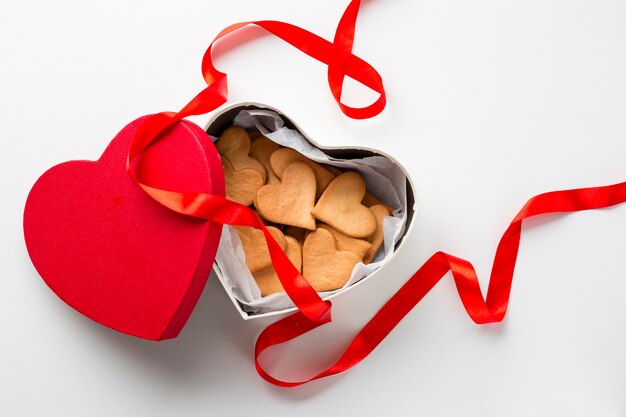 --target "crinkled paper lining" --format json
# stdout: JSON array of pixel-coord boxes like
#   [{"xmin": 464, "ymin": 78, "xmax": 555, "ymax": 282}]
[{"xmin": 213, "ymin": 109, "xmax": 408, "ymax": 315}]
